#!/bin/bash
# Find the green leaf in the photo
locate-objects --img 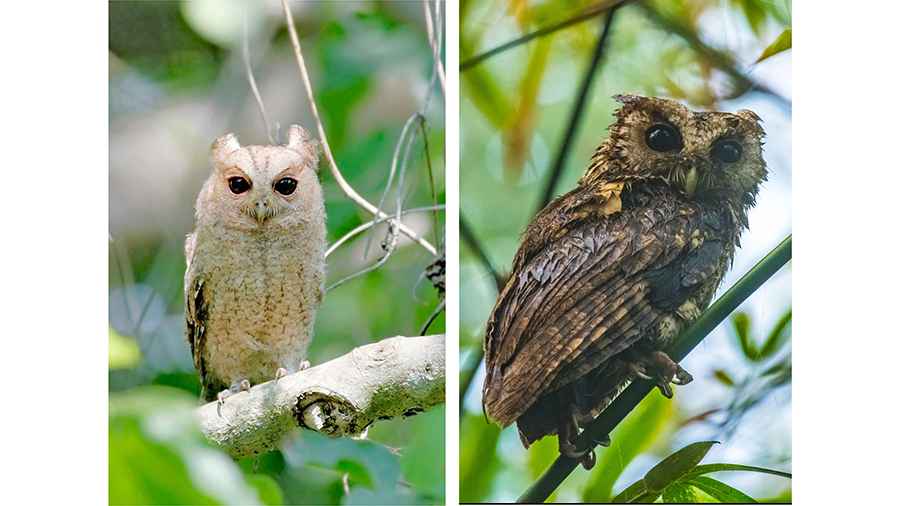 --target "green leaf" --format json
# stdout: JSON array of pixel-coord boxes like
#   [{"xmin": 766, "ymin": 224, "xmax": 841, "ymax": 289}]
[
  {"xmin": 459, "ymin": 414, "xmax": 501, "ymax": 503},
  {"xmin": 109, "ymin": 327, "xmax": 141, "ymax": 369},
  {"xmin": 400, "ymin": 405, "xmax": 446, "ymax": 502},
  {"xmin": 759, "ymin": 309, "xmax": 792, "ymax": 359},
  {"xmin": 687, "ymin": 476, "xmax": 757, "ymax": 502},
  {"xmin": 644, "ymin": 441, "xmax": 718, "ymax": 492},
  {"xmin": 734, "ymin": 0, "xmax": 769, "ymax": 35},
  {"xmin": 527, "ymin": 435, "xmax": 562, "ymax": 503},
  {"xmin": 109, "ymin": 387, "xmax": 263, "ymax": 505},
  {"xmin": 662, "ymin": 481, "xmax": 699, "ymax": 503},
  {"xmin": 731, "ymin": 312, "xmax": 757, "ymax": 360},
  {"xmin": 760, "ymin": 487, "xmax": 792, "ymax": 503},
  {"xmin": 713, "ymin": 369, "xmax": 736, "ymax": 387},
  {"xmin": 684, "ymin": 463, "xmax": 792, "ymax": 480},
  {"xmin": 762, "ymin": 355, "xmax": 792, "ymax": 380},
  {"xmin": 245, "ymin": 474, "xmax": 284, "ymax": 506},
  {"xmin": 756, "ymin": 28, "xmax": 792, "ymax": 63},
  {"xmin": 611, "ymin": 479, "xmax": 648, "ymax": 503},
  {"xmin": 281, "ymin": 431, "xmax": 411, "ymax": 504},
  {"xmin": 583, "ymin": 391, "xmax": 674, "ymax": 502}
]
